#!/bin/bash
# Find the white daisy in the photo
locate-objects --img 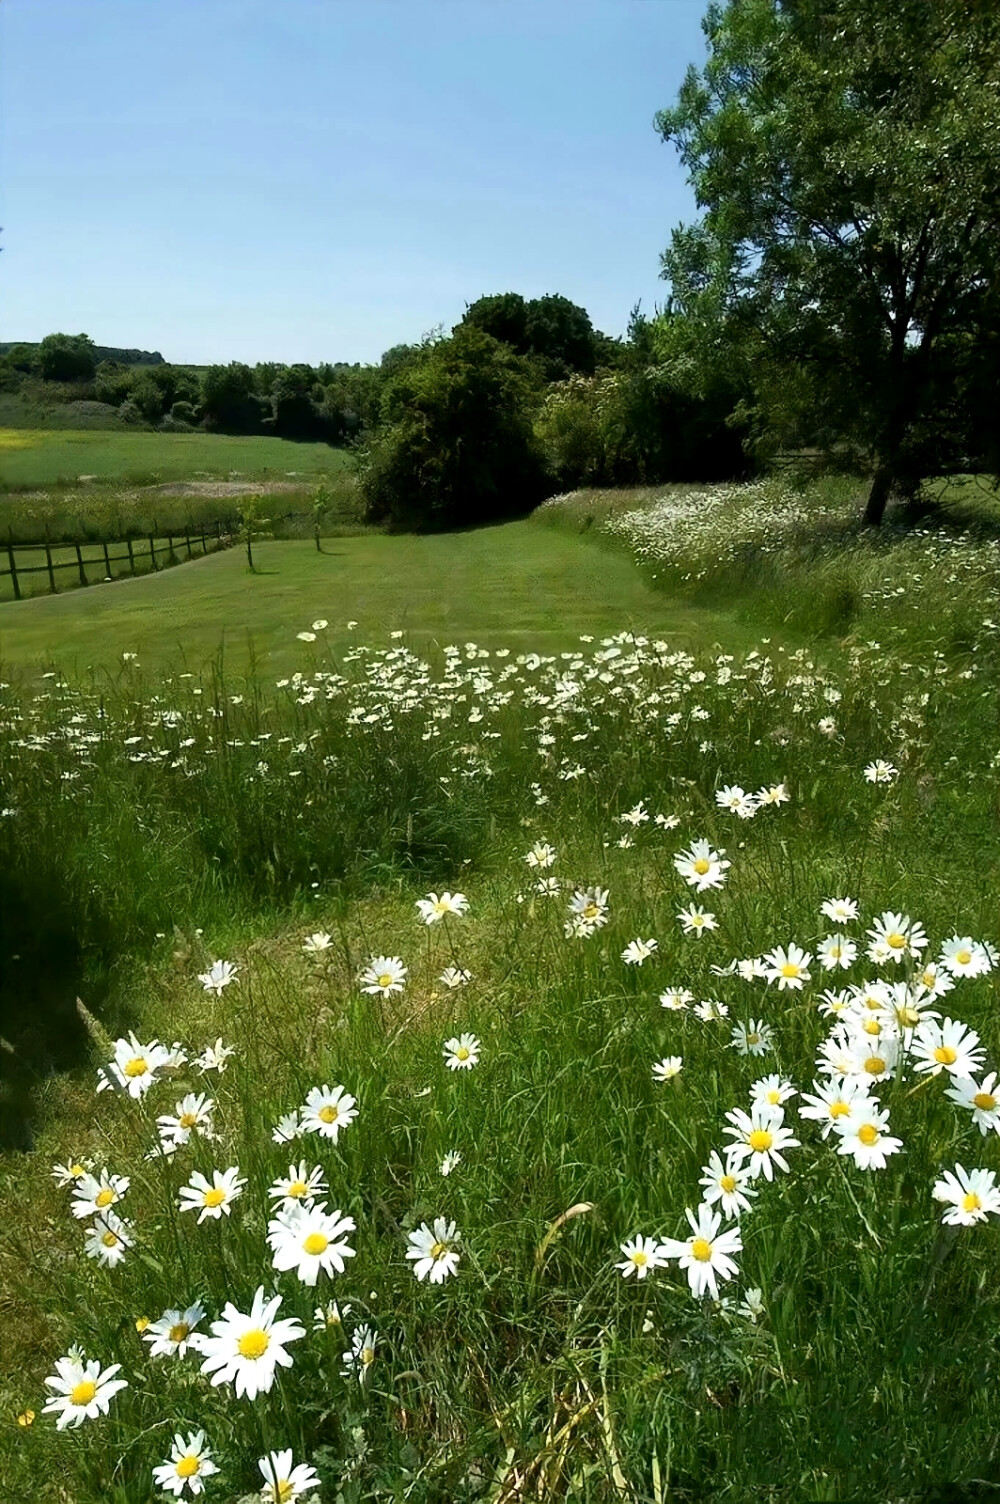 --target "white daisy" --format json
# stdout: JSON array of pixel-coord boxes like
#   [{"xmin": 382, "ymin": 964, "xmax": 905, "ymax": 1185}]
[
  {"xmin": 198, "ymin": 1286, "xmax": 305, "ymax": 1400},
  {"xmin": 268, "ymin": 1202, "xmax": 357, "ymax": 1286},
  {"xmin": 197, "ymin": 960, "xmax": 238, "ymax": 994},
  {"xmin": 833, "ymin": 1100, "xmax": 902, "ymax": 1170},
  {"xmin": 723, "ymin": 1104, "xmax": 799, "ymax": 1181},
  {"xmin": 821, "ymin": 896, "xmax": 859, "ymax": 924},
  {"xmin": 945, "ymin": 1073, "xmax": 1000, "ymax": 1135},
  {"xmin": 653, "ymin": 1056, "xmax": 683, "ymax": 1082},
  {"xmin": 359, "ymin": 955, "xmax": 407, "ymax": 997},
  {"xmin": 406, "ymin": 1217, "xmax": 461, "ymax": 1282},
  {"xmin": 616, "ymin": 1234, "xmax": 665, "ymax": 1280},
  {"xmin": 932, "ymin": 1165, "xmax": 1000, "ymax": 1226},
  {"xmin": 658, "ymin": 1203, "xmax": 743, "ymax": 1299},
  {"xmin": 341, "ymin": 1324, "xmax": 378, "ymax": 1385},
  {"xmin": 42, "ymin": 1353, "xmax": 127, "ymax": 1430},
  {"xmin": 83, "ymin": 1211, "xmax": 133, "ymax": 1267},
  {"xmin": 194, "ymin": 1038, "xmax": 235, "ymax": 1073},
  {"xmin": 70, "ymin": 1170, "xmax": 130, "ymax": 1221},
  {"xmin": 177, "ymin": 1167, "xmax": 245, "ymax": 1223},
  {"xmin": 762, "ymin": 942, "xmax": 812, "ymax": 990},
  {"xmin": 143, "ymin": 1302, "xmax": 207, "ymax": 1359},
  {"xmin": 300, "ymin": 1084, "xmax": 359, "ymax": 1141},
  {"xmin": 258, "ymin": 1449, "xmax": 321, "ymax": 1504},
  {"xmin": 416, "ymin": 892, "xmax": 469, "ymax": 924},
  {"xmin": 152, "ymin": 1430, "xmax": 219, "ymax": 1497},
  {"xmin": 443, "ymin": 1033, "xmax": 480, "ymax": 1070},
  {"xmin": 268, "ymin": 1161, "xmax": 329, "ymax": 1211},
  {"xmin": 622, "ymin": 937, "xmax": 658, "ymax": 965},
  {"xmin": 673, "ymin": 839, "xmax": 730, "ymax": 893},
  {"xmin": 911, "ymin": 1017, "xmax": 985, "ymax": 1079},
  {"xmin": 698, "ymin": 1151, "xmax": 758, "ymax": 1218}
]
